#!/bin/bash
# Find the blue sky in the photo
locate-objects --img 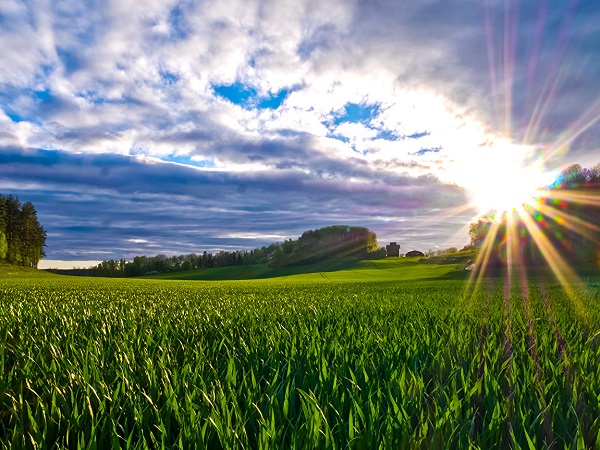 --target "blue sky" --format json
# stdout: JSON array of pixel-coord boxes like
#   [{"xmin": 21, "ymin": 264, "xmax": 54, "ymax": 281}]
[{"xmin": 1, "ymin": 0, "xmax": 599, "ymax": 267}]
